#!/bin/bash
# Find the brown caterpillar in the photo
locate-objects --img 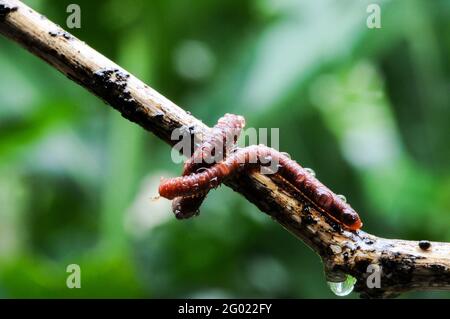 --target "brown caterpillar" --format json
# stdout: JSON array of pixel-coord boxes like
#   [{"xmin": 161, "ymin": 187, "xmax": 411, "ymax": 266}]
[
  {"xmin": 172, "ymin": 113, "xmax": 245, "ymax": 219},
  {"xmin": 159, "ymin": 144, "xmax": 363, "ymax": 230}
]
